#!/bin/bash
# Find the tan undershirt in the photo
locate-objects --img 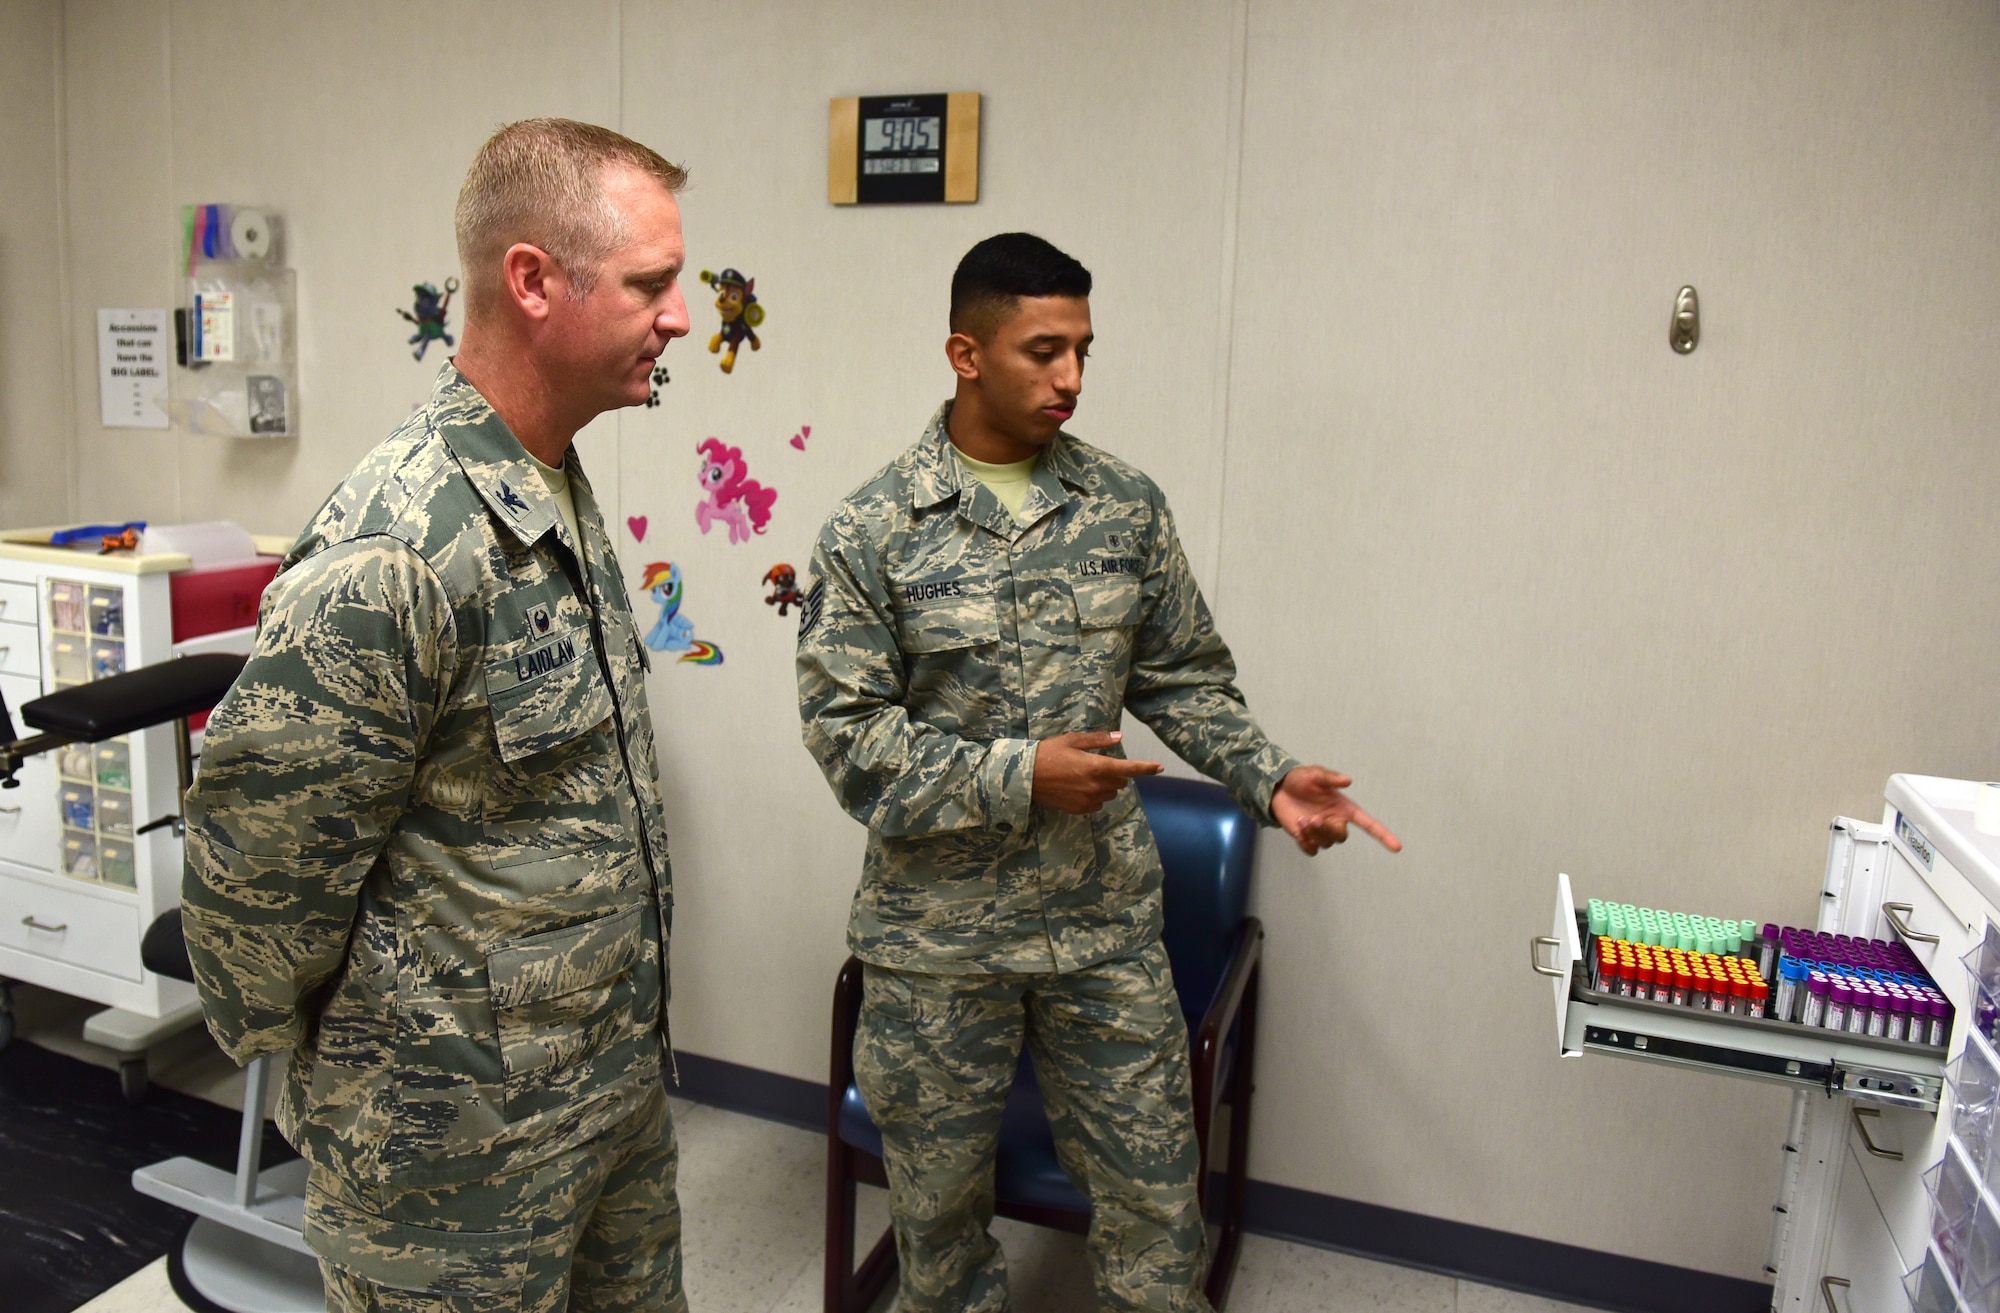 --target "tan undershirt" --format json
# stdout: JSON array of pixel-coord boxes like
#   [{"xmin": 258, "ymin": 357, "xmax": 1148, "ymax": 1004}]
[
  {"xmin": 529, "ymin": 451, "xmax": 582, "ymax": 552},
  {"xmin": 953, "ymin": 447, "xmax": 1041, "ymax": 524}
]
